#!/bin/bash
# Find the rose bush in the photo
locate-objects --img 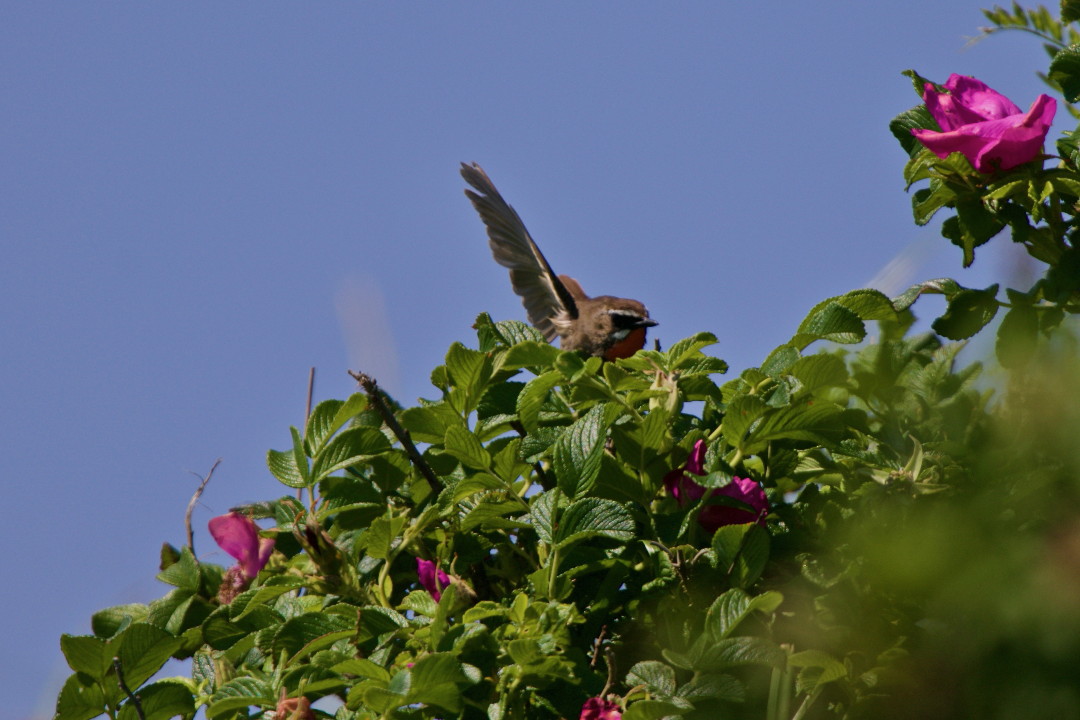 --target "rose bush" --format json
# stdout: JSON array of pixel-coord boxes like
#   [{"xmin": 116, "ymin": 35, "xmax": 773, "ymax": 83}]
[{"xmin": 50, "ymin": 6, "xmax": 1080, "ymax": 719}]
